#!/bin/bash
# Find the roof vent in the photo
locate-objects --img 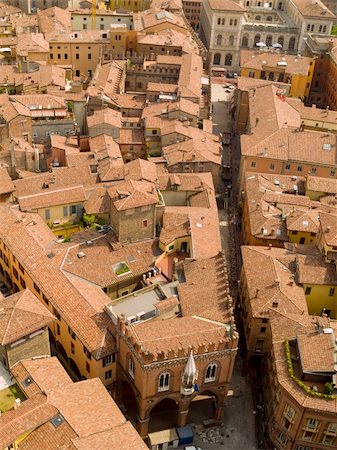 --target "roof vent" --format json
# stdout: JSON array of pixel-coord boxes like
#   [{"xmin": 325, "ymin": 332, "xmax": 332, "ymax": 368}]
[{"xmin": 77, "ymin": 251, "xmax": 86, "ymax": 258}]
